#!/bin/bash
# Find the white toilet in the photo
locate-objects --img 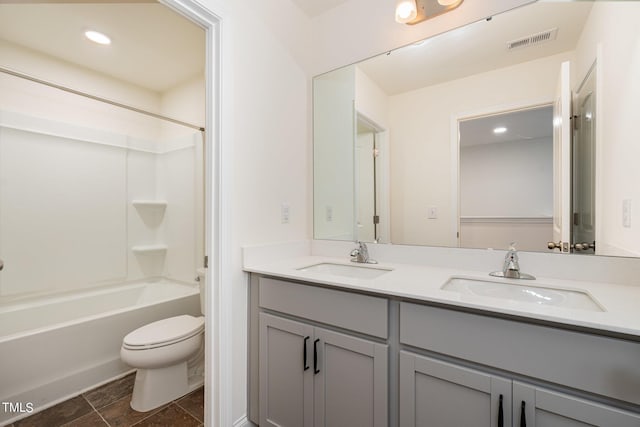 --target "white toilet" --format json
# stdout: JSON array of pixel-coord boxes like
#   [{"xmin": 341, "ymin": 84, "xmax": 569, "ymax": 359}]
[{"xmin": 121, "ymin": 269, "xmax": 206, "ymax": 412}]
